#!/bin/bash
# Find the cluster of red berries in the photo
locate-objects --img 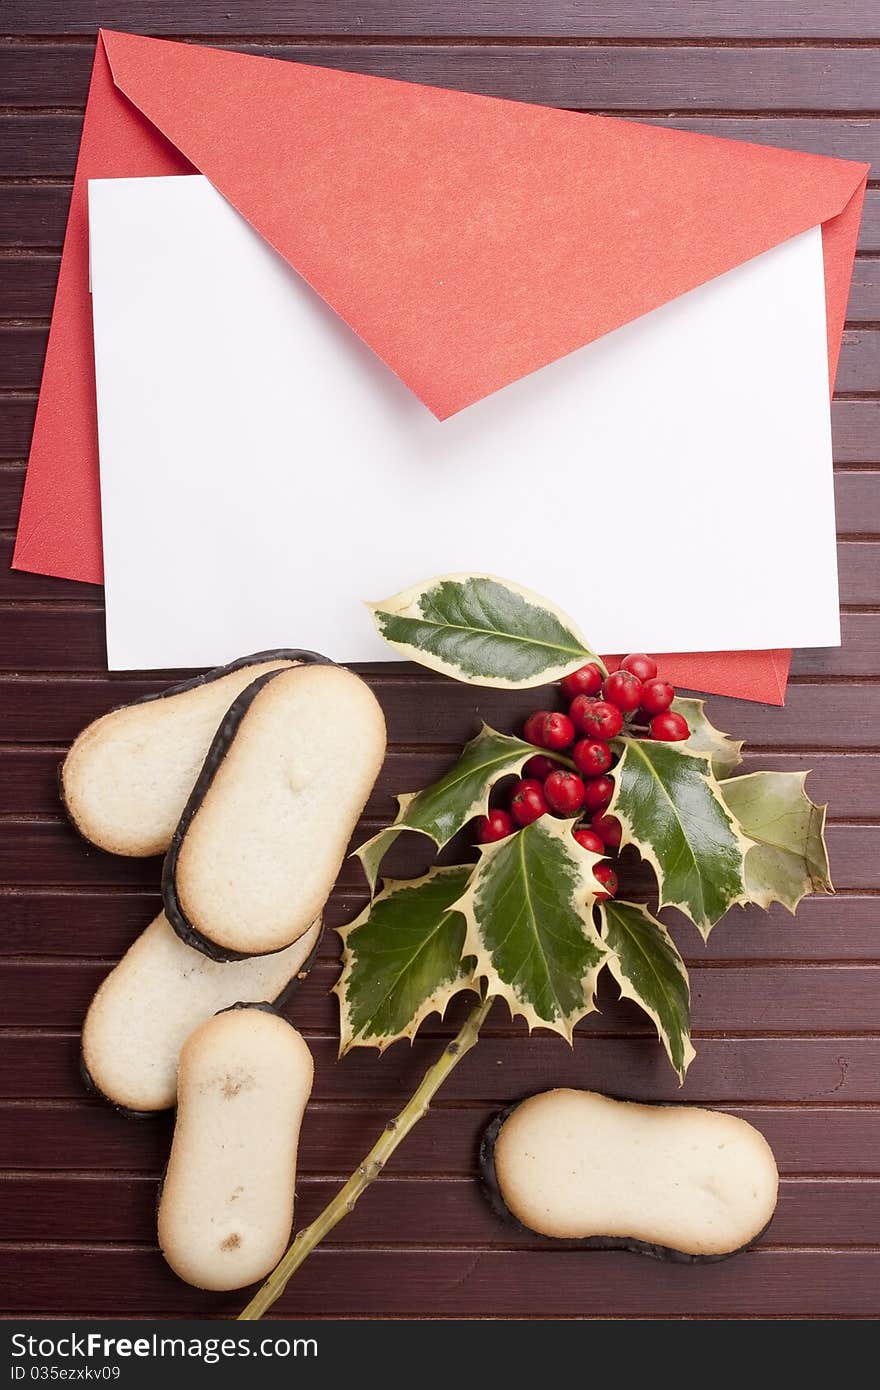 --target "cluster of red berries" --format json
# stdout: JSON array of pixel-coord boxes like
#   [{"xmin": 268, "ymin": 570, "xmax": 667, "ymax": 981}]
[{"xmin": 475, "ymin": 653, "xmax": 690, "ymax": 900}]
